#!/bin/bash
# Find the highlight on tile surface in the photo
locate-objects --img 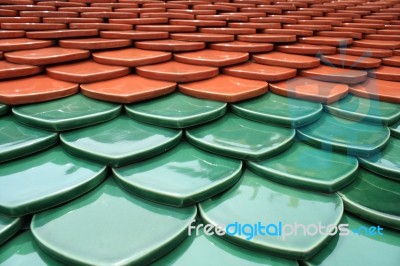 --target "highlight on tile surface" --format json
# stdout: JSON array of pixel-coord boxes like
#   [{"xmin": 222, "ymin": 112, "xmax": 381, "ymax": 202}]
[{"xmin": 0, "ymin": 0, "xmax": 399, "ymax": 265}]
